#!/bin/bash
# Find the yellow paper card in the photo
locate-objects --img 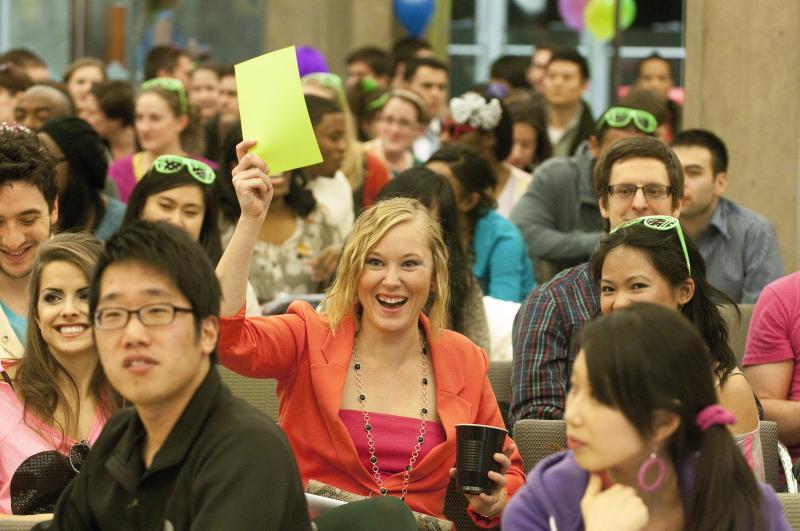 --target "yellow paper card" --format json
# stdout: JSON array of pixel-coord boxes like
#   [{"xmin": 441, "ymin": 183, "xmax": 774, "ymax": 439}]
[{"xmin": 235, "ymin": 46, "xmax": 322, "ymax": 174}]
